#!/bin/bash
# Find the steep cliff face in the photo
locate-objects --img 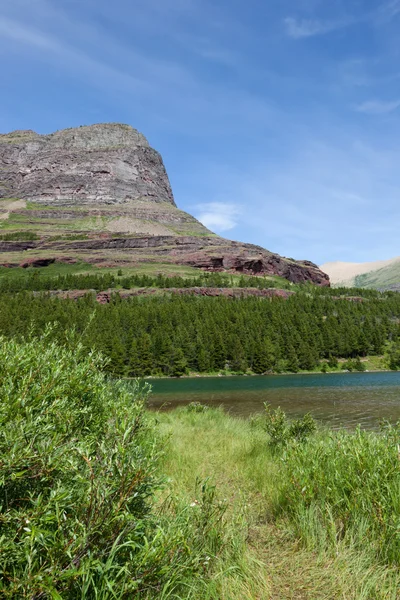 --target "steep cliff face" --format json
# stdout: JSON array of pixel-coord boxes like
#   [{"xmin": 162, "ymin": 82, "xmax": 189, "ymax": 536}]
[
  {"xmin": 0, "ymin": 124, "xmax": 330, "ymax": 286},
  {"xmin": 0, "ymin": 124, "xmax": 175, "ymax": 205}
]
